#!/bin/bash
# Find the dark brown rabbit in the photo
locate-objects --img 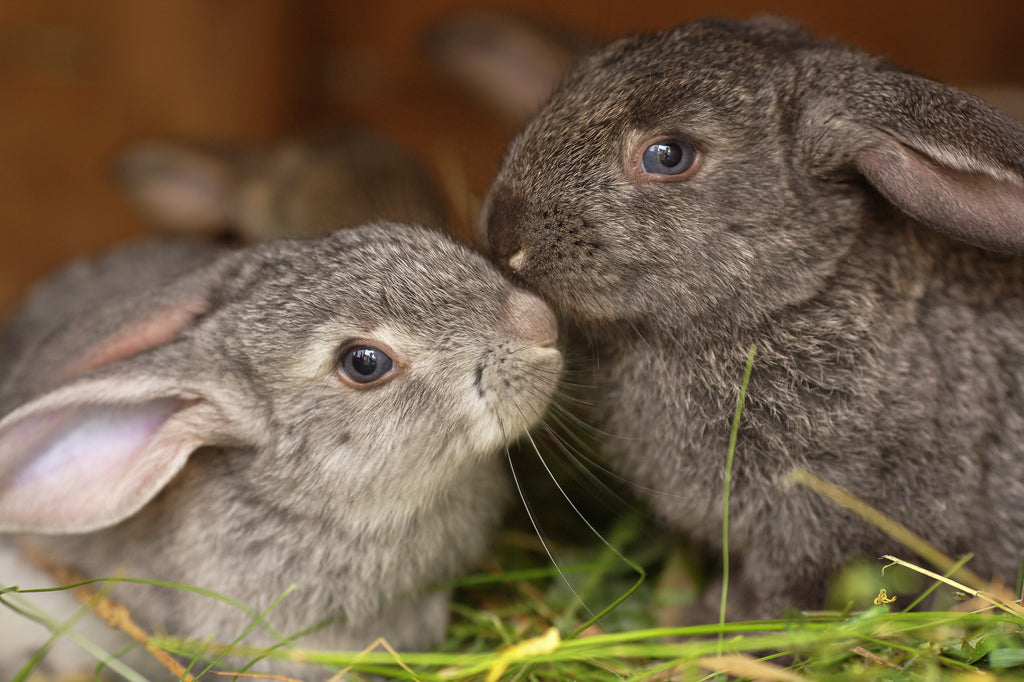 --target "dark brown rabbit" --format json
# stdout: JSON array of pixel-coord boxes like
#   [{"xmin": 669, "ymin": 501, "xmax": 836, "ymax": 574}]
[
  {"xmin": 480, "ymin": 16, "xmax": 1024, "ymax": 618},
  {"xmin": 0, "ymin": 224, "xmax": 561, "ymax": 678},
  {"xmin": 113, "ymin": 128, "xmax": 449, "ymax": 241}
]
